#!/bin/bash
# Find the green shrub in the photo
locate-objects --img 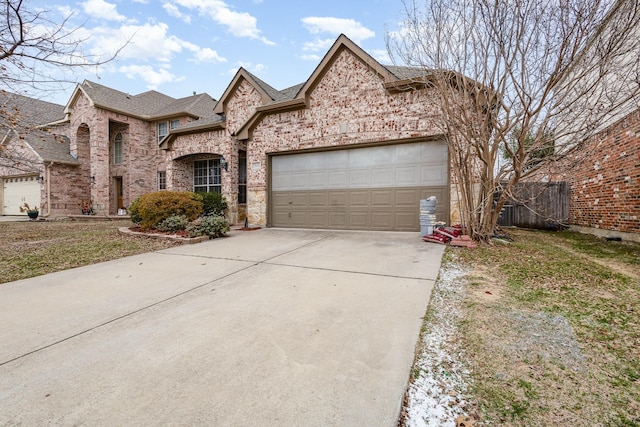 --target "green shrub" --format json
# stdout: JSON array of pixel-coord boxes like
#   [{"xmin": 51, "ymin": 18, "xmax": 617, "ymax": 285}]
[
  {"xmin": 129, "ymin": 191, "xmax": 203, "ymax": 230},
  {"xmin": 156, "ymin": 214, "xmax": 189, "ymax": 232},
  {"xmin": 194, "ymin": 191, "xmax": 228, "ymax": 217},
  {"xmin": 188, "ymin": 215, "xmax": 230, "ymax": 239}
]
